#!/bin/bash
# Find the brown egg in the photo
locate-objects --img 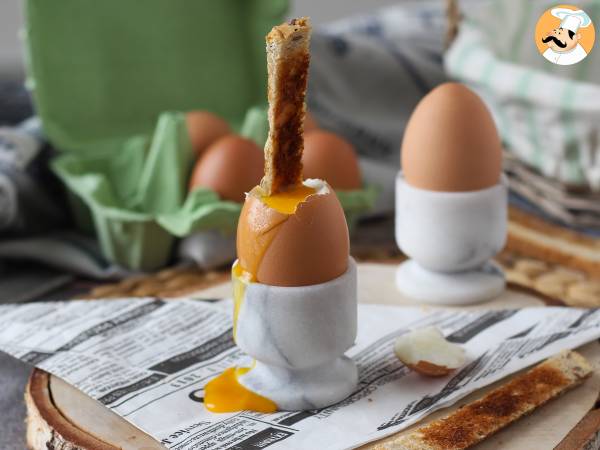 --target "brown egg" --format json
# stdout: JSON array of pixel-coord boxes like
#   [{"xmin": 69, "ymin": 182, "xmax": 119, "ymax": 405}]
[
  {"xmin": 186, "ymin": 111, "xmax": 231, "ymax": 156},
  {"xmin": 237, "ymin": 180, "xmax": 349, "ymax": 287},
  {"xmin": 304, "ymin": 111, "xmax": 319, "ymax": 133},
  {"xmin": 189, "ymin": 135, "xmax": 264, "ymax": 203},
  {"xmin": 302, "ymin": 131, "xmax": 362, "ymax": 190},
  {"xmin": 401, "ymin": 83, "xmax": 502, "ymax": 192}
]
